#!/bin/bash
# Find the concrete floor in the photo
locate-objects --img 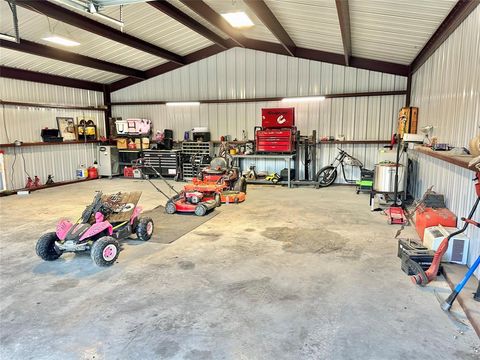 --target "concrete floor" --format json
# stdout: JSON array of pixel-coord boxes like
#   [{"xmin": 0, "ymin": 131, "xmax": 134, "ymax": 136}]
[{"xmin": 0, "ymin": 179, "xmax": 479, "ymax": 360}]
